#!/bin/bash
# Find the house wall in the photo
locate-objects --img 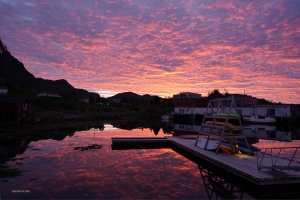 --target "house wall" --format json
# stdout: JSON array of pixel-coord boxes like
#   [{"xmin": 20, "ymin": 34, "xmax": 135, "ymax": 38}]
[
  {"xmin": 173, "ymin": 98, "xmax": 209, "ymax": 108},
  {"xmin": 79, "ymin": 99, "xmax": 89, "ymax": 103},
  {"xmin": 174, "ymin": 105, "xmax": 293, "ymax": 117},
  {"xmin": 19, "ymin": 98, "xmax": 31, "ymax": 115},
  {"xmin": 0, "ymin": 88, "xmax": 8, "ymax": 94},
  {"xmin": 37, "ymin": 93, "xmax": 61, "ymax": 97},
  {"xmin": 0, "ymin": 98, "xmax": 31, "ymax": 115}
]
